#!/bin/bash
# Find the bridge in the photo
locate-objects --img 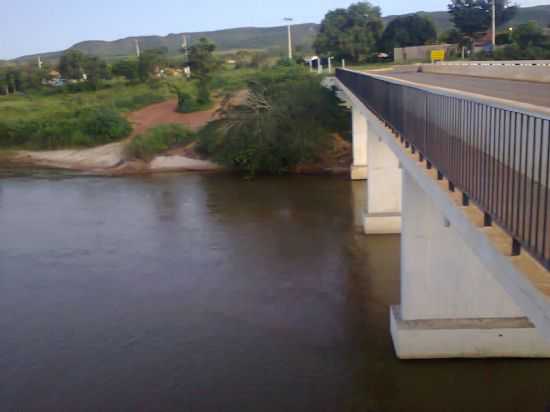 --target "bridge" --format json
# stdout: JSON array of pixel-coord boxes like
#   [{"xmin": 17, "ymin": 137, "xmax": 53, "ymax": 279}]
[{"xmin": 336, "ymin": 66, "xmax": 550, "ymax": 359}]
